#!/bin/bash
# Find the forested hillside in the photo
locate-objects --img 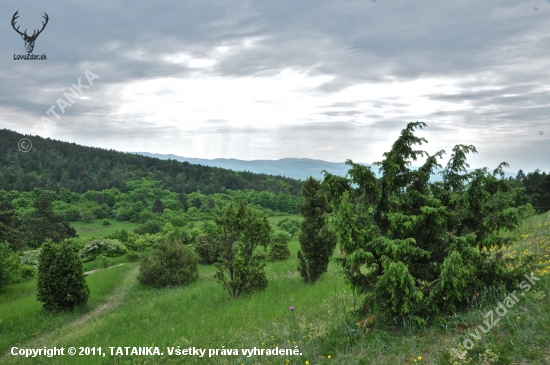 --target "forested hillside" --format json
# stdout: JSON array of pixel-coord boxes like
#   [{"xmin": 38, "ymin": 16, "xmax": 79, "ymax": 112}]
[{"xmin": 0, "ymin": 129, "xmax": 302, "ymax": 196}]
